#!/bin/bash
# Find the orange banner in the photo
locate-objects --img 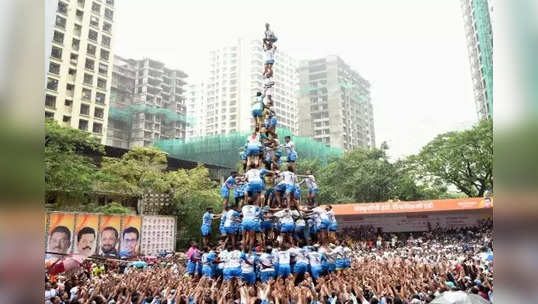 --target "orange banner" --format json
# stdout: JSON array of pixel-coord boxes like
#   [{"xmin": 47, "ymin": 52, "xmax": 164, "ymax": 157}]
[
  {"xmin": 99, "ymin": 215, "xmax": 121, "ymax": 257},
  {"xmin": 330, "ymin": 197, "xmax": 493, "ymax": 216},
  {"xmin": 47, "ymin": 213, "xmax": 75, "ymax": 255},
  {"xmin": 120, "ymin": 216, "xmax": 141, "ymax": 258},
  {"xmin": 74, "ymin": 214, "xmax": 99, "ymax": 256}
]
